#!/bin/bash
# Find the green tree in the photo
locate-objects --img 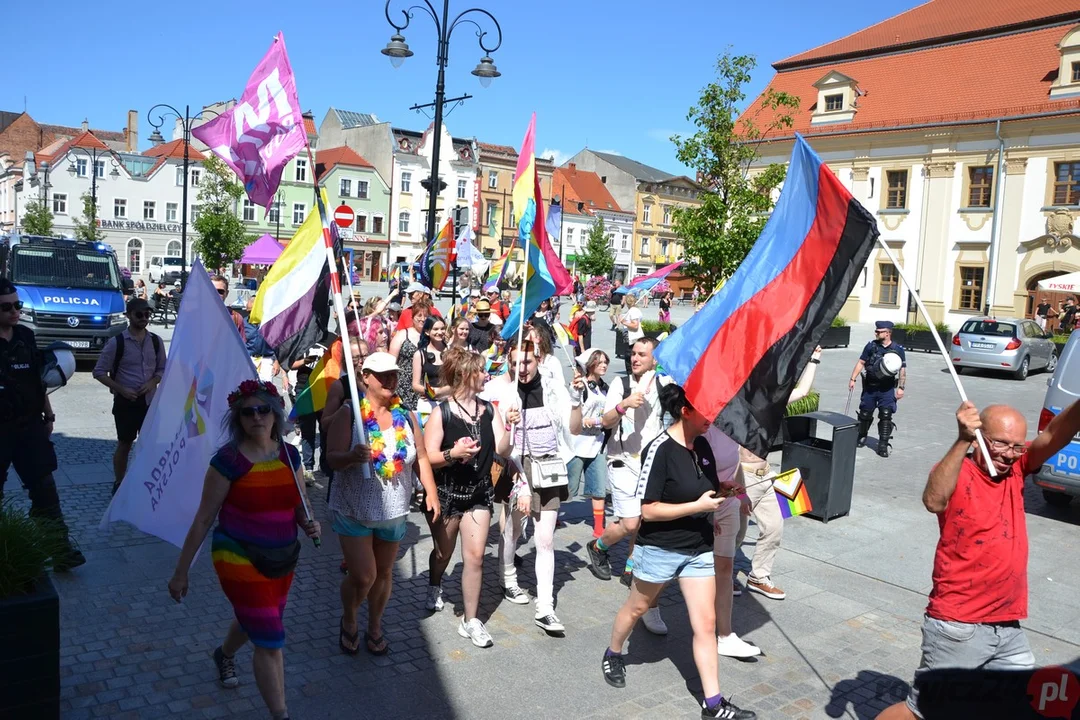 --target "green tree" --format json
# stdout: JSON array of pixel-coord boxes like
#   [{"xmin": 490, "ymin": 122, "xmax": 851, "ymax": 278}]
[
  {"xmin": 21, "ymin": 197, "xmax": 53, "ymax": 236},
  {"xmin": 576, "ymin": 216, "xmax": 615, "ymax": 277},
  {"xmin": 72, "ymin": 193, "xmax": 106, "ymax": 243},
  {"xmin": 671, "ymin": 50, "xmax": 799, "ymax": 292},
  {"xmin": 192, "ymin": 155, "xmax": 252, "ymax": 270}
]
